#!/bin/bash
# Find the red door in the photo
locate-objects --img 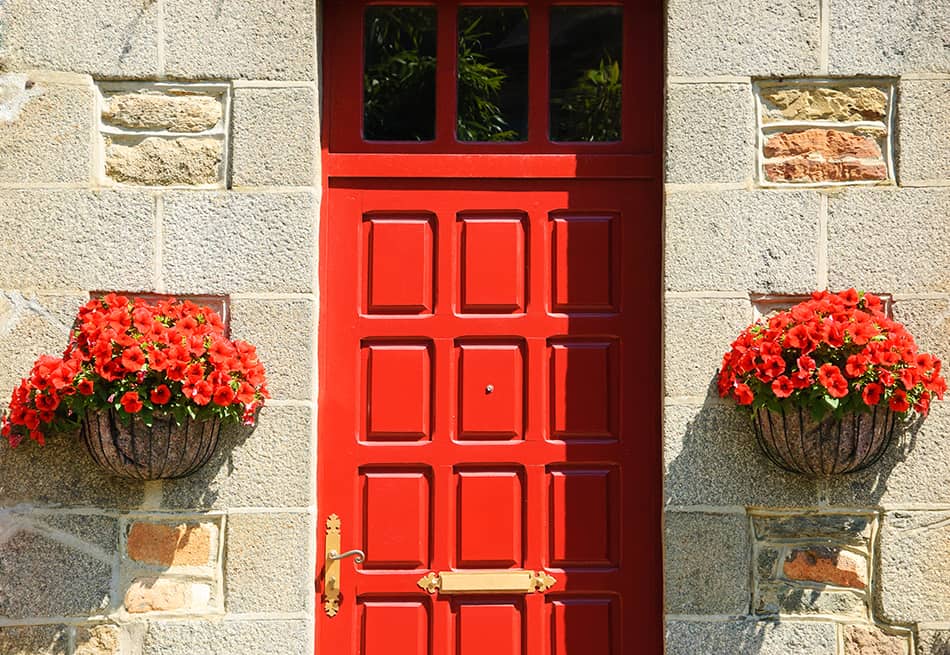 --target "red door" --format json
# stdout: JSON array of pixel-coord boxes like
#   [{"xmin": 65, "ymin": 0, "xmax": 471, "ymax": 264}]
[{"xmin": 318, "ymin": 2, "xmax": 662, "ymax": 653}]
